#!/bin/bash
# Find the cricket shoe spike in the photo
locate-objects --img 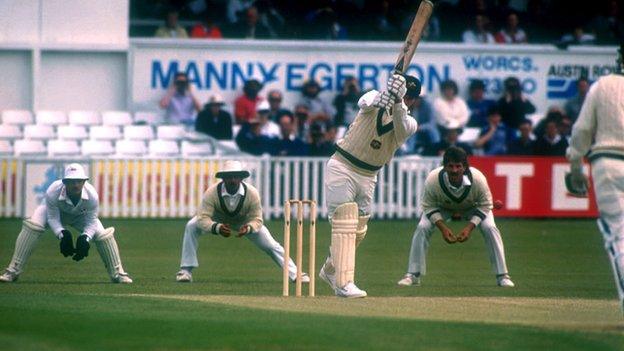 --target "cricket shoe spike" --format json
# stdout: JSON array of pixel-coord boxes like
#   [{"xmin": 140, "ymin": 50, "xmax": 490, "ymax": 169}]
[
  {"xmin": 112, "ymin": 272, "xmax": 133, "ymax": 284},
  {"xmin": 497, "ymin": 274, "xmax": 515, "ymax": 287},
  {"xmin": 176, "ymin": 270, "xmax": 193, "ymax": 283}
]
